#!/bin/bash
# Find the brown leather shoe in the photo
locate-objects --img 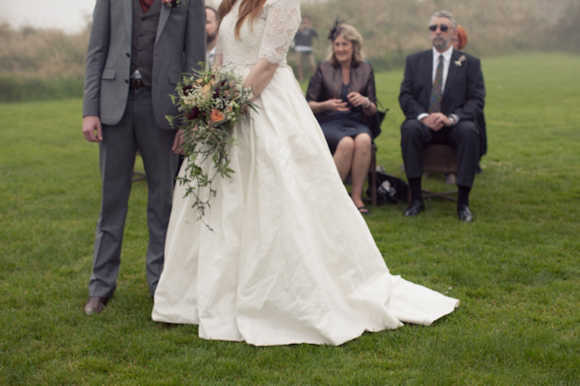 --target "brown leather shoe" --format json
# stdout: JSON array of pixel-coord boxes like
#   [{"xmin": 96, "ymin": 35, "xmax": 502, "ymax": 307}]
[{"xmin": 83, "ymin": 296, "xmax": 109, "ymax": 315}]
